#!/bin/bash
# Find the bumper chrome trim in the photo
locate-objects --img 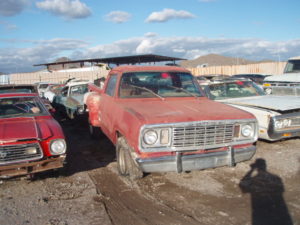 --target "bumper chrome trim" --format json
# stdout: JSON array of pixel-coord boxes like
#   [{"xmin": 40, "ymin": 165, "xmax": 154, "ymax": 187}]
[{"xmin": 136, "ymin": 146, "xmax": 256, "ymax": 173}]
